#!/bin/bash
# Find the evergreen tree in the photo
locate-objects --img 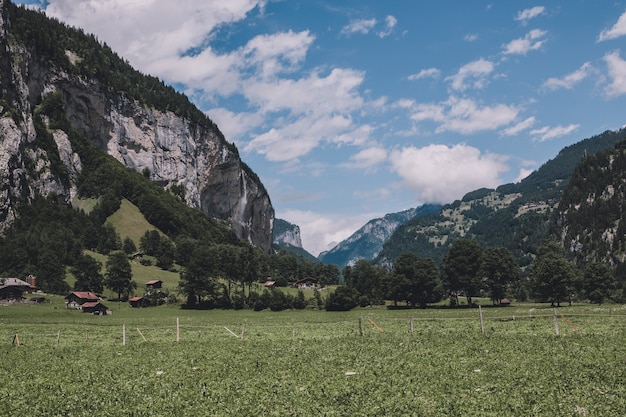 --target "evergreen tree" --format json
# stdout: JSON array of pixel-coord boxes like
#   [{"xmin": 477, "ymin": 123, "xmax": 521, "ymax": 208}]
[
  {"xmin": 530, "ymin": 240, "xmax": 577, "ymax": 307},
  {"xmin": 72, "ymin": 254, "xmax": 104, "ymax": 293},
  {"xmin": 104, "ymin": 251, "xmax": 134, "ymax": 300}
]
